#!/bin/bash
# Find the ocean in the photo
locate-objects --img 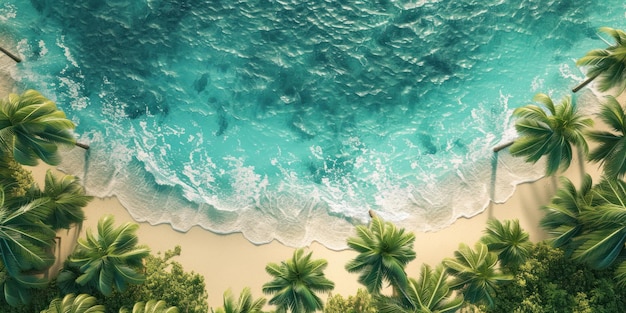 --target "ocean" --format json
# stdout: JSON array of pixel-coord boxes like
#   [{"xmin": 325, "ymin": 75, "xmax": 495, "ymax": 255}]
[{"xmin": 0, "ymin": 0, "xmax": 623, "ymax": 249}]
